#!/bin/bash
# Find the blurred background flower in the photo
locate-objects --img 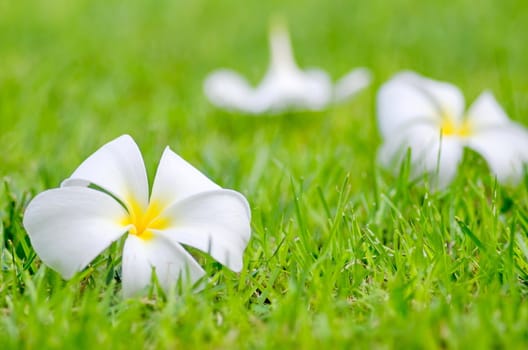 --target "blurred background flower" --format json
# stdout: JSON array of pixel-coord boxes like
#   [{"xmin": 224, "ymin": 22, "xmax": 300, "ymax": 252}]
[
  {"xmin": 377, "ymin": 71, "xmax": 528, "ymax": 189},
  {"xmin": 204, "ymin": 20, "xmax": 371, "ymax": 114}
]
